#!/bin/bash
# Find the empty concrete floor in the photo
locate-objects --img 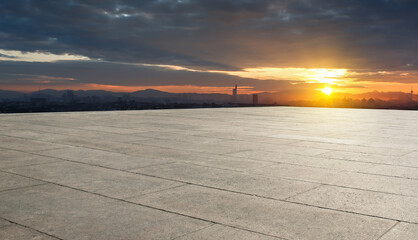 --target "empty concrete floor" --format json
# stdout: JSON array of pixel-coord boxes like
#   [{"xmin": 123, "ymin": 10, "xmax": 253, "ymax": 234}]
[{"xmin": 0, "ymin": 107, "xmax": 417, "ymax": 239}]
